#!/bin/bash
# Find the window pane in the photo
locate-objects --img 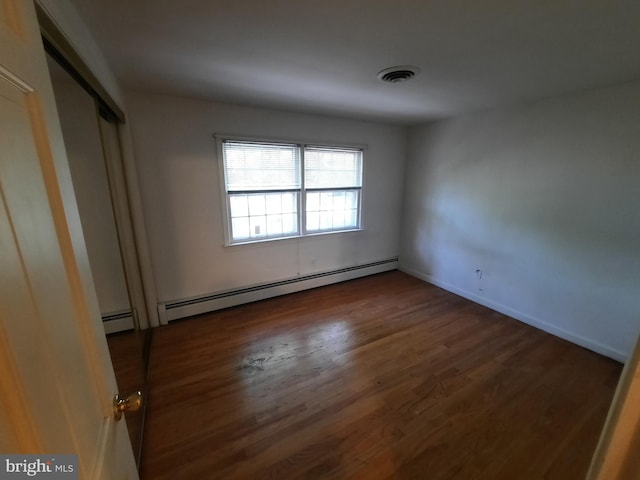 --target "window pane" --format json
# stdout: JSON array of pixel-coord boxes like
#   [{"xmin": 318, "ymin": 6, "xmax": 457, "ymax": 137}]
[
  {"xmin": 333, "ymin": 211, "xmax": 346, "ymax": 229},
  {"xmin": 266, "ymin": 194, "xmax": 282, "ymax": 214},
  {"xmin": 266, "ymin": 215, "xmax": 283, "ymax": 236},
  {"xmin": 320, "ymin": 212, "xmax": 332, "ymax": 230},
  {"xmin": 304, "ymin": 147, "xmax": 362, "ymax": 189},
  {"xmin": 248, "ymin": 195, "xmax": 266, "ymax": 216},
  {"xmin": 229, "ymin": 192, "xmax": 299, "ymax": 242},
  {"xmin": 249, "ymin": 215, "xmax": 267, "ymax": 238},
  {"xmin": 320, "ymin": 192, "xmax": 333, "ymax": 210},
  {"xmin": 282, "ymin": 213, "xmax": 297, "ymax": 234},
  {"xmin": 231, "ymin": 217, "xmax": 250, "ymax": 240},
  {"xmin": 332, "ymin": 191, "xmax": 345, "ymax": 210},
  {"xmin": 282, "ymin": 192, "xmax": 296, "ymax": 213},
  {"xmin": 229, "ymin": 195, "xmax": 249, "ymax": 218},
  {"xmin": 223, "ymin": 141, "xmax": 301, "ymax": 191},
  {"xmin": 345, "ymin": 190, "xmax": 357, "ymax": 208},
  {"xmin": 307, "ymin": 191, "xmax": 320, "ymax": 211},
  {"xmin": 306, "ymin": 211, "xmax": 320, "ymax": 231},
  {"xmin": 347, "ymin": 209, "xmax": 358, "ymax": 227},
  {"xmin": 305, "ymin": 189, "xmax": 360, "ymax": 233}
]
